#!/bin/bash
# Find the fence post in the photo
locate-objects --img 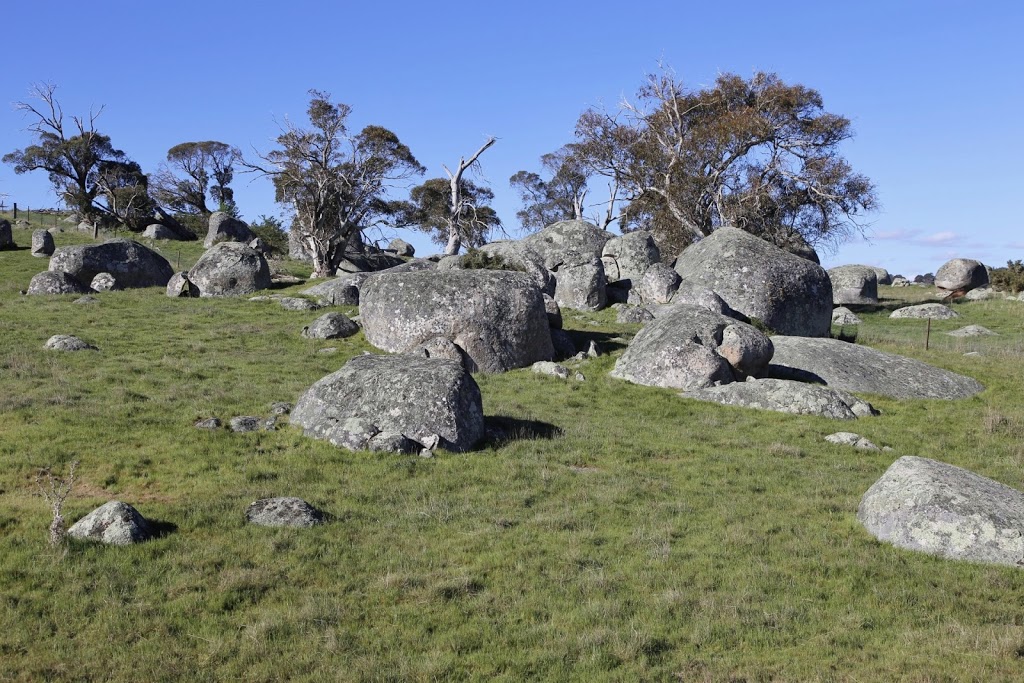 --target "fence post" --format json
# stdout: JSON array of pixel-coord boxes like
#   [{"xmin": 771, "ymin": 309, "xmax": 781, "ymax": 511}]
[
  {"xmin": 13, "ymin": 203, "xmax": 17, "ymax": 220},
  {"xmin": 925, "ymin": 318, "xmax": 931, "ymax": 350}
]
